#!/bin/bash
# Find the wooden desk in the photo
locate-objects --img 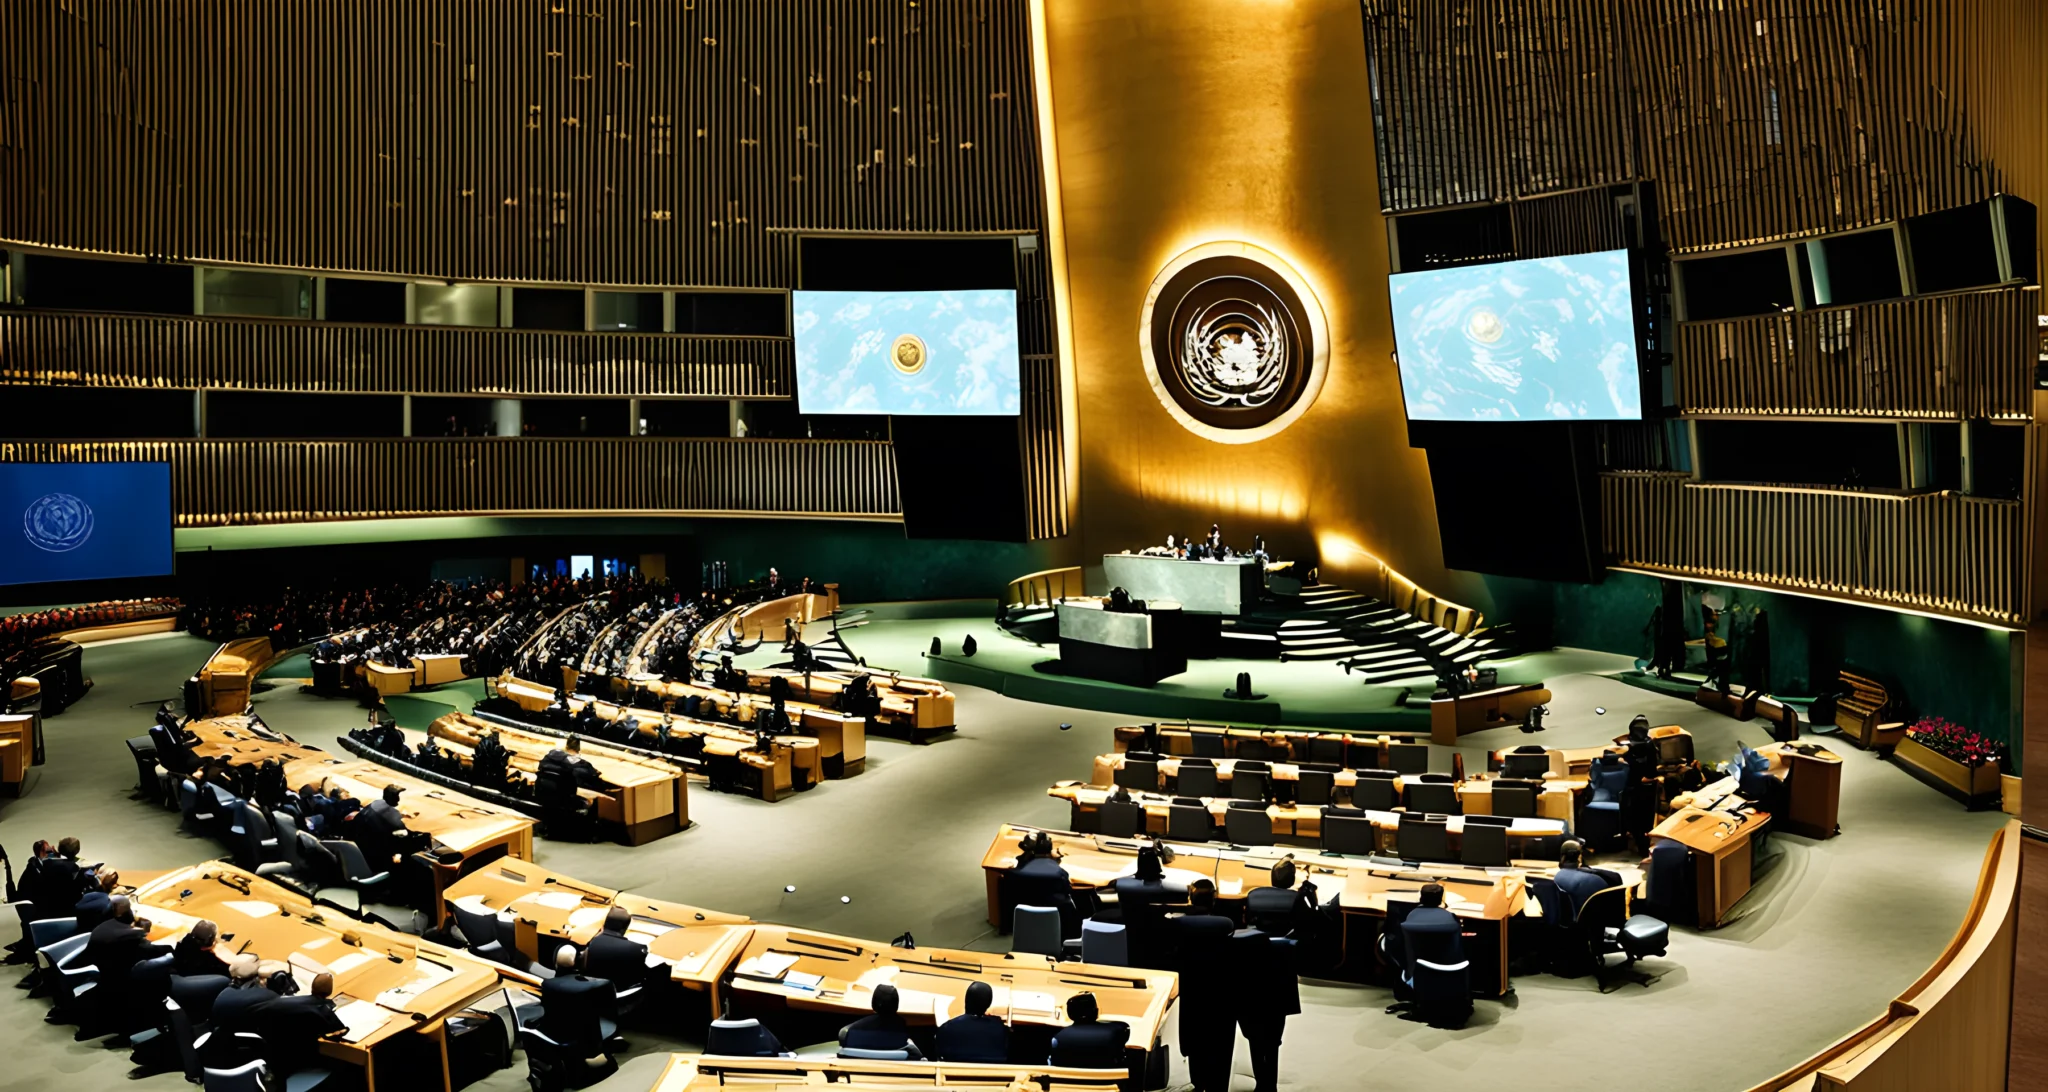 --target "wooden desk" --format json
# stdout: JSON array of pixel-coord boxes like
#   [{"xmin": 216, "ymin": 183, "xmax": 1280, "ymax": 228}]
[
  {"xmin": 1493, "ymin": 743, "xmax": 1620, "ymax": 779},
  {"xmin": 1758, "ymin": 741, "xmax": 1843, "ymax": 839},
  {"xmin": 1651, "ymin": 798, "xmax": 1772, "ymax": 927},
  {"xmin": 724, "ymin": 923, "xmax": 1176, "ymax": 1062},
  {"xmin": 1047, "ymin": 783, "xmax": 1566, "ymax": 850},
  {"xmin": 1111, "ymin": 723, "xmax": 1416, "ymax": 765},
  {"xmin": 495, "ymin": 675, "xmax": 815, "ymax": 800},
  {"xmin": 0, "ymin": 713, "xmax": 34, "ymax": 795},
  {"xmin": 444, "ymin": 859, "xmax": 751, "ymax": 1006},
  {"xmin": 1091, "ymin": 752, "xmax": 1579, "ymax": 823},
  {"xmin": 132, "ymin": 864, "xmax": 518, "ymax": 1092},
  {"xmin": 187, "ymin": 714, "xmax": 331, "ymax": 769},
  {"xmin": 197, "ymin": 638, "xmax": 279, "ymax": 716},
  {"xmin": 425, "ymin": 713, "xmax": 689, "ymax": 843},
  {"xmin": 646, "ymin": 1052, "xmax": 1126, "ymax": 1092},
  {"xmin": 1447, "ymin": 774, "xmax": 1578, "ymax": 823},
  {"xmin": 1429, "ymin": 683, "xmax": 1552, "ymax": 746}
]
